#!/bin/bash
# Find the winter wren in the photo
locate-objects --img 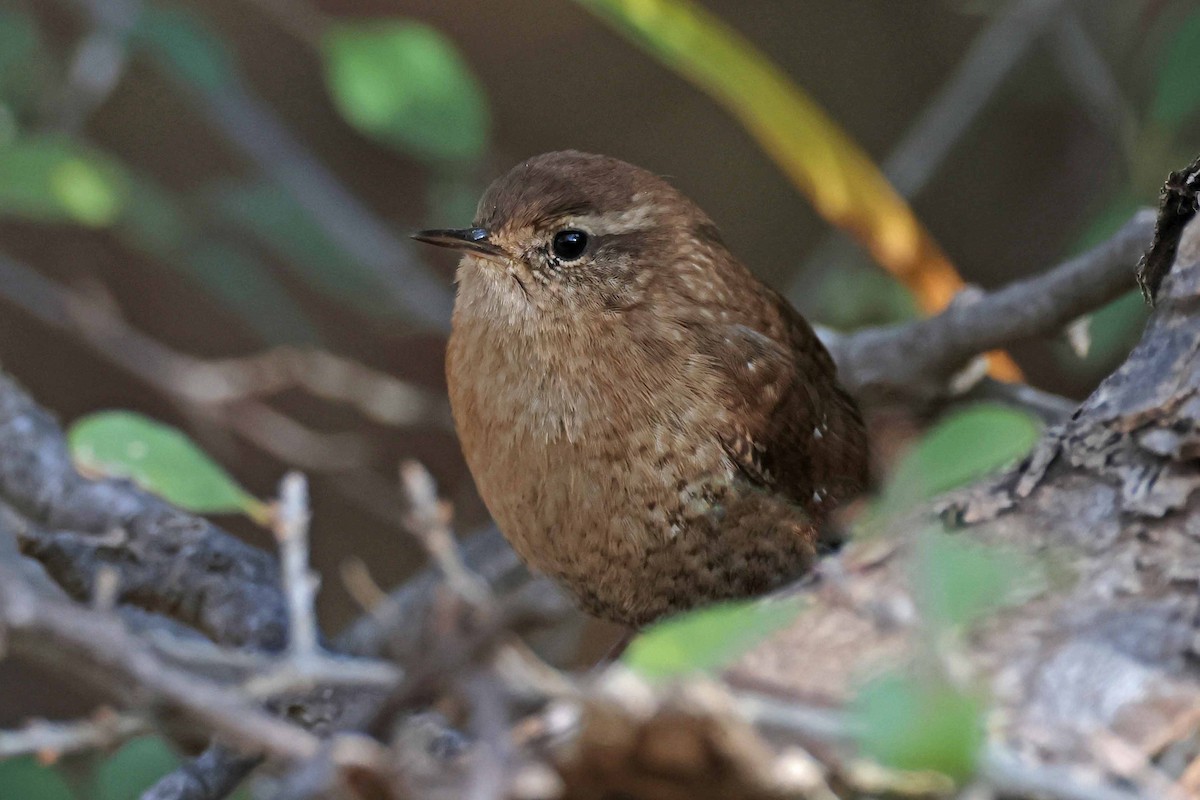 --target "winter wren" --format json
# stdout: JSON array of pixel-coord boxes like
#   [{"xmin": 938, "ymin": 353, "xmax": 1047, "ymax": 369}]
[{"xmin": 415, "ymin": 151, "xmax": 869, "ymax": 627}]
